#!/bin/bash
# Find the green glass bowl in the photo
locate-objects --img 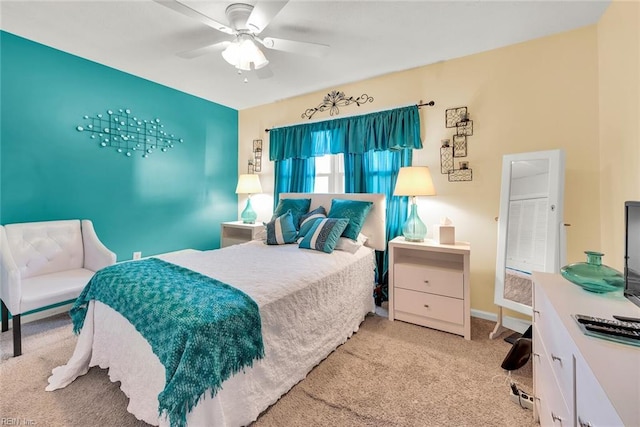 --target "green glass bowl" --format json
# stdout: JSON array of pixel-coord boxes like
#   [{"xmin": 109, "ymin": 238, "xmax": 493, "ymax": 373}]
[{"xmin": 561, "ymin": 251, "xmax": 624, "ymax": 293}]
